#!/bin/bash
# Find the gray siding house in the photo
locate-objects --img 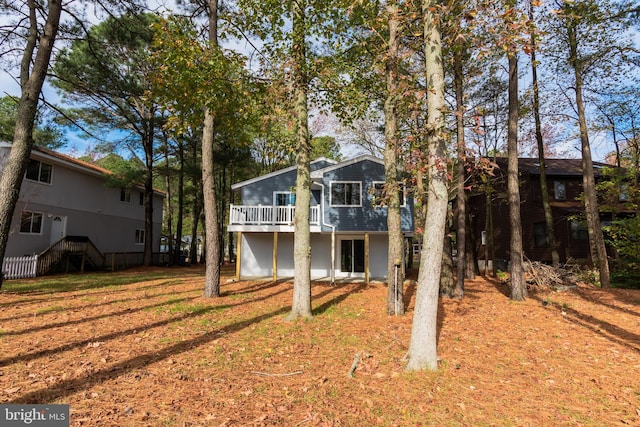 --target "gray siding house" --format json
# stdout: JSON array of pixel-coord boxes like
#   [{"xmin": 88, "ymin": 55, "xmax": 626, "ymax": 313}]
[
  {"xmin": 229, "ymin": 155, "xmax": 414, "ymax": 281},
  {"xmin": 0, "ymin": 142, "xmax": 164, "ymax": 265}
]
